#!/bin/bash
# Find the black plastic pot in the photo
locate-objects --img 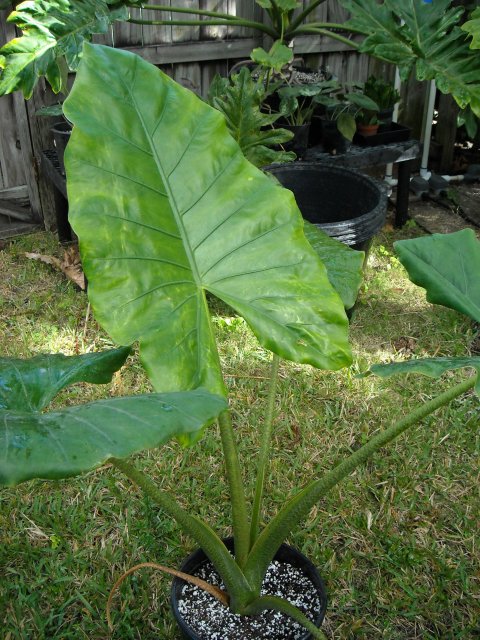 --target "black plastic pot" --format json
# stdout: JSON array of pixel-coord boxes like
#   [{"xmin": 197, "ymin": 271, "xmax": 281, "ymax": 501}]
[
  {"xmin": 310, "ymin": 116, "xmax": 350, "ymax": 154},
  {"xmin": 282, "ymin": 123, "xmax": 311, "ymax": 159},
  {"xmin": 171, "ymin": 539, "xmax": 327, "ymax": 640},
  {"xmin": 51, "ymin": 120, "xmax": 72, "ymax": 175},
  {"xmin": 266, "ymin": 162, "xmax": 387, "ymax": 253}
]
